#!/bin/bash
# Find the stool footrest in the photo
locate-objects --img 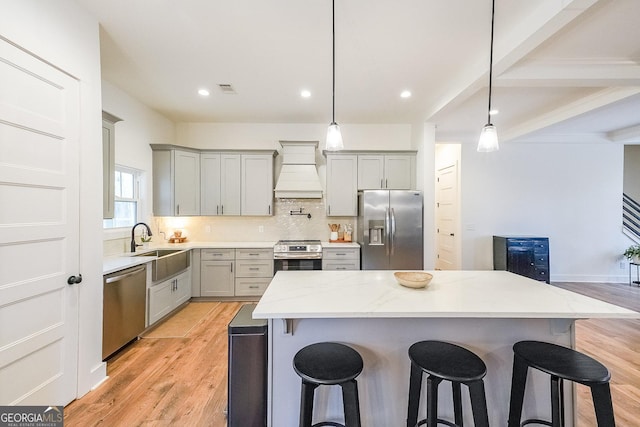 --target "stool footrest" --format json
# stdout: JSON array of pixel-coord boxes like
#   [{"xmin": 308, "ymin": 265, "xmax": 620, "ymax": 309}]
[
  {"xmin": 312, "ymin": 423, "xmax": 345, "ymax": 427},
  {"xmin": 417, "ymin": 418, "xmax": 460, "ymax": 427},
  {"xmin": 521, "ymin": 419, "xmax": 553, "ymax": 427}
]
